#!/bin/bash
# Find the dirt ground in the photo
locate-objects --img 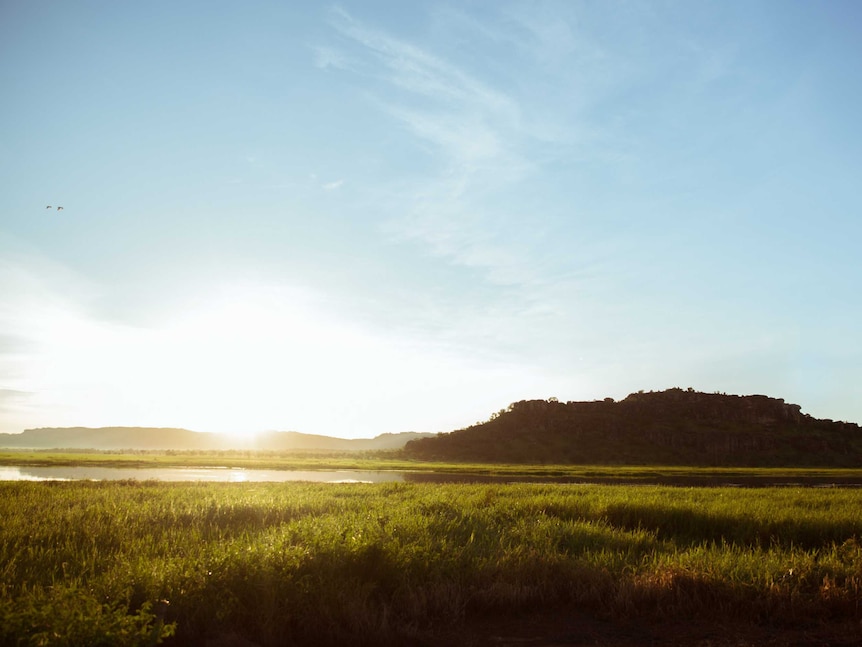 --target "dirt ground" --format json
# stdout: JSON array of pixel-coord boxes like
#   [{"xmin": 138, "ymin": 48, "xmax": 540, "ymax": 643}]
[{"xmin": 424, "ymin": 608, "xmax": 862, "ymax": 647}]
